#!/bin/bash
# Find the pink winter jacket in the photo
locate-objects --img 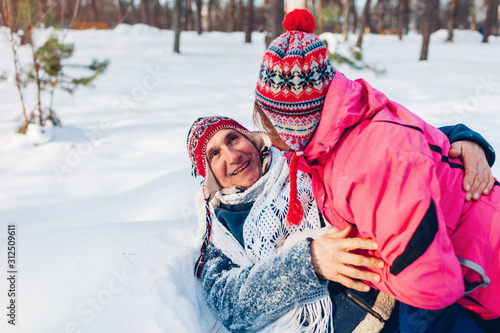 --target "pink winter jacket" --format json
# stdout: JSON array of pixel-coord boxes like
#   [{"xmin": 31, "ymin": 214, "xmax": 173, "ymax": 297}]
[{"xmin": 300, "ymin": 73, "xmax": 500, "ymax": 319}]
